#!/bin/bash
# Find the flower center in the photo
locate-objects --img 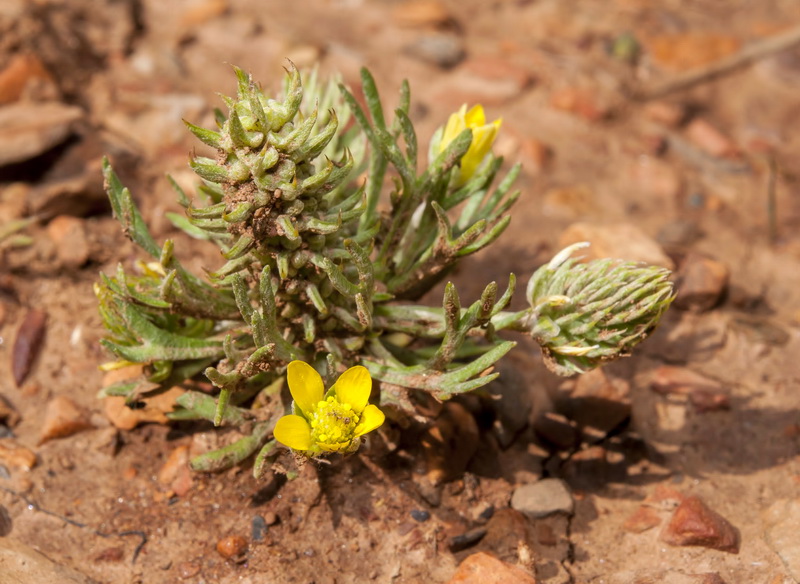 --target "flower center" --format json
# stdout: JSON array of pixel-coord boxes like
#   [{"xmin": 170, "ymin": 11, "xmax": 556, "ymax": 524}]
[{"xmin": 309, "ymin": 396, "xmax": 359, "ymax": 445}]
